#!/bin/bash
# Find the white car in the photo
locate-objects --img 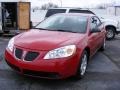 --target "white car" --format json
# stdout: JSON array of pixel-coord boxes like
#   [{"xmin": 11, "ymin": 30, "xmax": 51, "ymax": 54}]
[
  {"xmin": 99, "ymin": 15, "xmax": 120, "ymax": 39},
  {"xmin": 45, "ymin": 8, "xmax": 120, "ymax": 39}
]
